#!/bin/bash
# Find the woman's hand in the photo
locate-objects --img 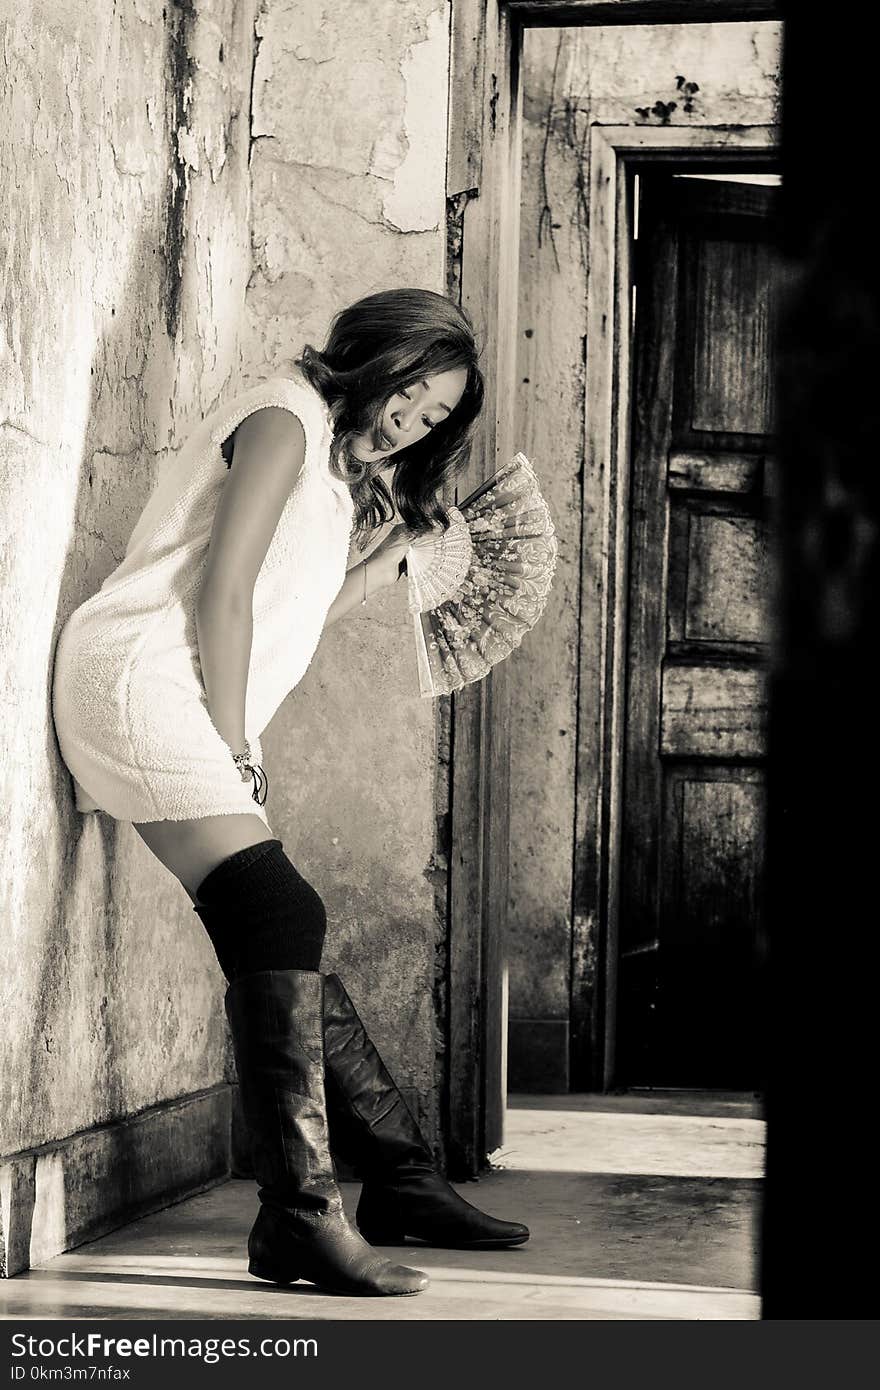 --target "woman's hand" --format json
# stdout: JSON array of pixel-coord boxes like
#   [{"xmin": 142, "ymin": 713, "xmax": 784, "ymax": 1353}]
[
  {"xmin": 365, "ymin": 522, "xmax": 414, "ymax": 591},
  {"xmin": 325, "ymin": 523, "xmax": 417, "ymax": 626}
]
